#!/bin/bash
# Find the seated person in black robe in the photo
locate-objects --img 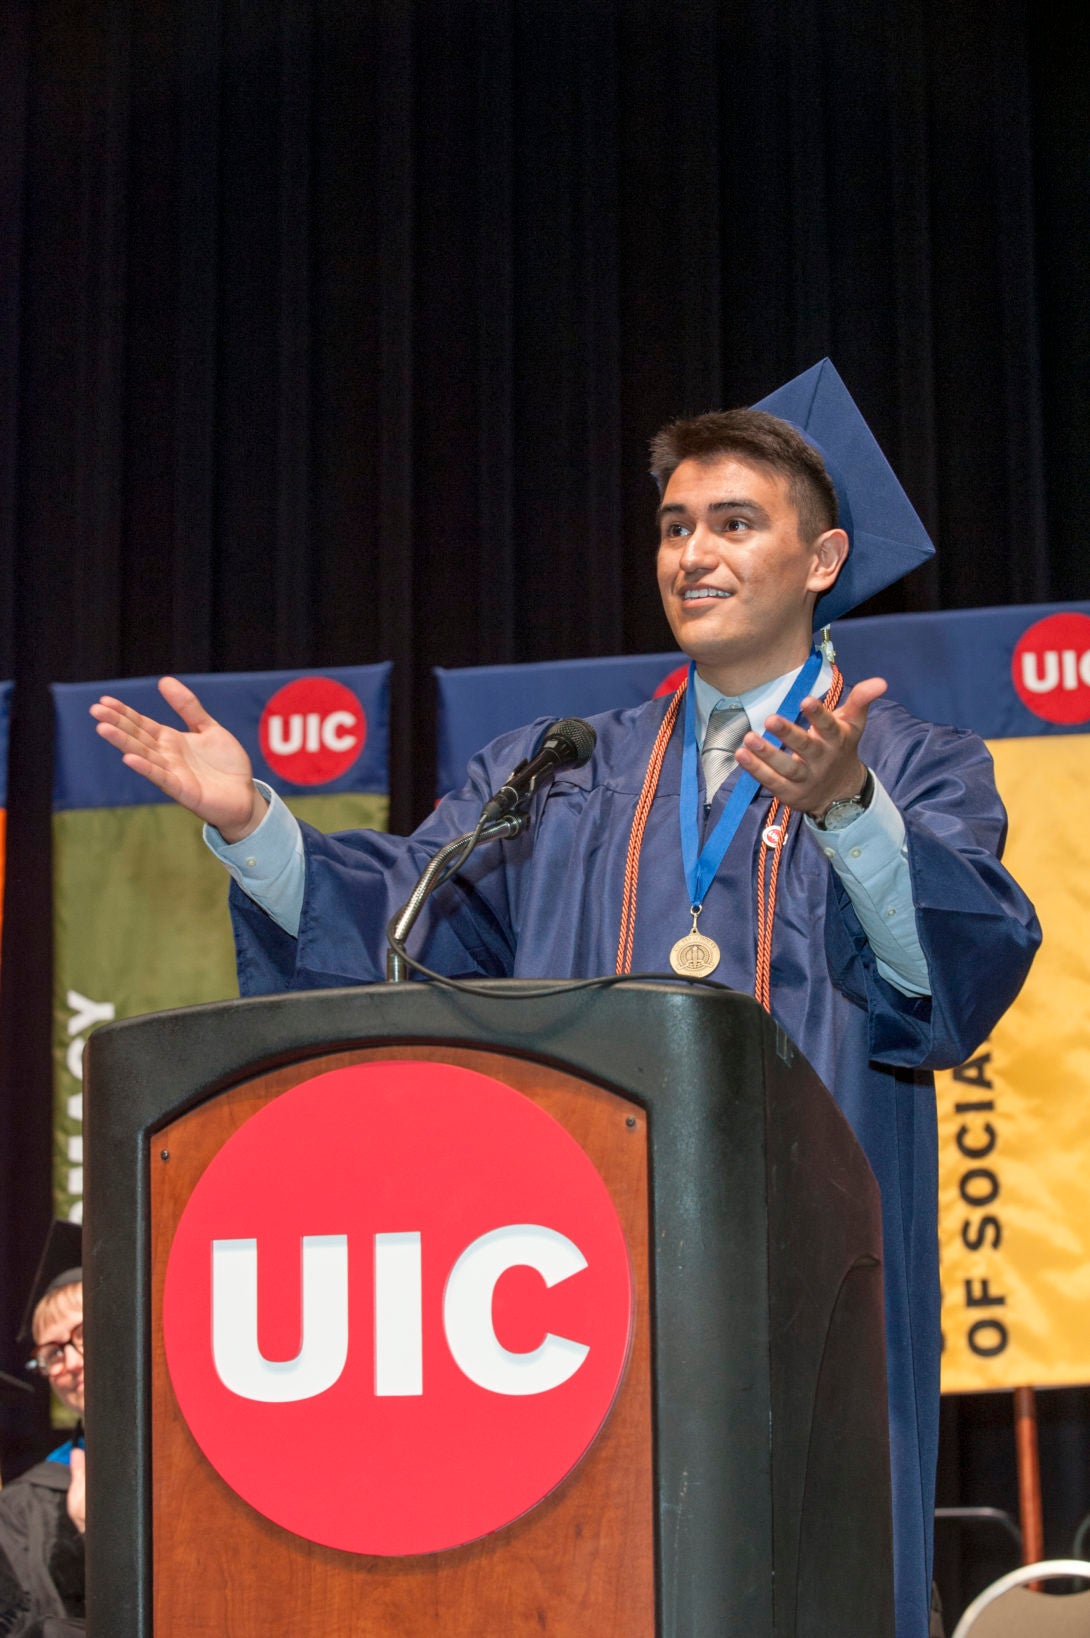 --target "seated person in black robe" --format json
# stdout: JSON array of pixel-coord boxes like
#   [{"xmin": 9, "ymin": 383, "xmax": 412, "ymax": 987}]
[{"xmin": 0, "ymin": 1225, "xmax": 85, "ymax": 1635}]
